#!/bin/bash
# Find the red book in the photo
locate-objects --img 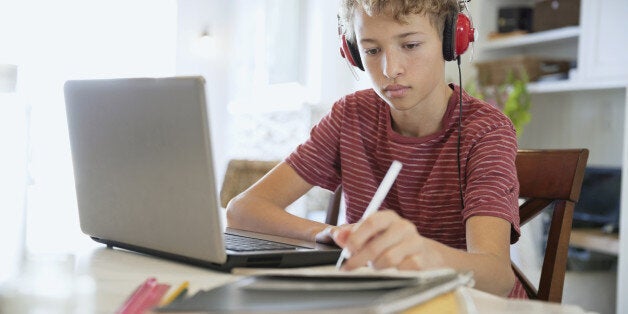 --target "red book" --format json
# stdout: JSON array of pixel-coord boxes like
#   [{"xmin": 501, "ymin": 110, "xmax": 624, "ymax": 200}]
[{"xmin": 116, "ymin": 277, "xmax": 170, "ymax": 314}]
